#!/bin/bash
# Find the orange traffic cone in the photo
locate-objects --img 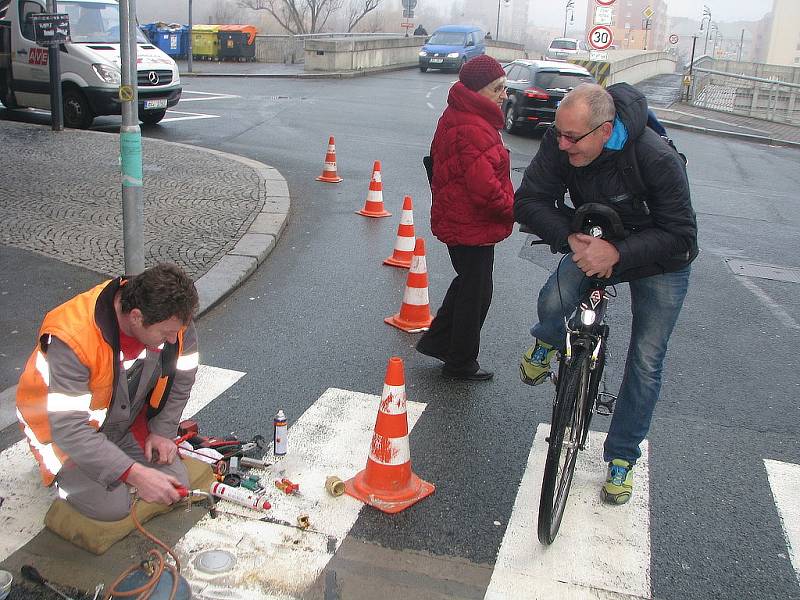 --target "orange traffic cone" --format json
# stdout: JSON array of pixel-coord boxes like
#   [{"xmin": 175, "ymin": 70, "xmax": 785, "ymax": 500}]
[
  {"xmin": 344, "ymin": 357, "xmax": 435, "ymax": 514},
  {"xmin": 356, "ymin": 161, "xmax": 391, "ymax": 218},
  {"xmin": 316, "ymin": 136, "xmax": 343, "ymax": 183},
  {"xmin": 384, "ymin": 238, "xmax": 433, "ymax": 333},
  {"xmin": 383, "ymin": 196, "xmax": 415, "ymax": 268}
]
